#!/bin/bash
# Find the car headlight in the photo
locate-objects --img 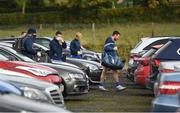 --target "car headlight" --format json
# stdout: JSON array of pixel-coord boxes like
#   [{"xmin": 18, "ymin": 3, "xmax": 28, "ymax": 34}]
[
  {"xmin": 16, "ymin": 66, "xmax": 52, "ymax": 76},
  {"xmin": 68, "ymin": 73, "xmax": 84, "ymax": 79},
  {"xmin": 20, "ymin": 87, "xmax": 48, "ymax": 101}
]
